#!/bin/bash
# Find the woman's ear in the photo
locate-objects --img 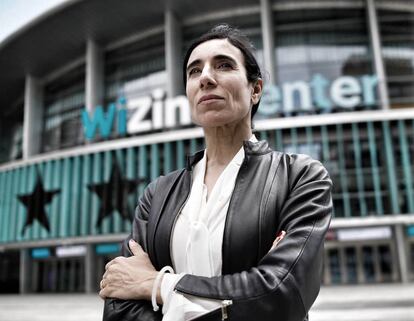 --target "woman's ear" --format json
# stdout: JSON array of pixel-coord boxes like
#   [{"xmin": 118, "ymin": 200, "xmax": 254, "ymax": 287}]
[{"xmin": 251, "ymin": 78, "xmax": 263, "ymax": 104}]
